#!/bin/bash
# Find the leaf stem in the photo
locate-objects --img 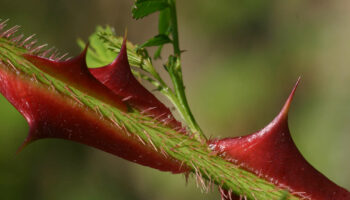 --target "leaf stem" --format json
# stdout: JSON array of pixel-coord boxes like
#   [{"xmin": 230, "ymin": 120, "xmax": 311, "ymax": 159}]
[
  {"xmin": 167, "ymin": 0, "xmax": 206, "ymax": 141},
  {"xmin": 166, "ymin": 56, "xmax": 205, "ymax": 141},
  {"xmin": 169, "ymin": 0, "xmax": 180, "ymax": 56}
]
